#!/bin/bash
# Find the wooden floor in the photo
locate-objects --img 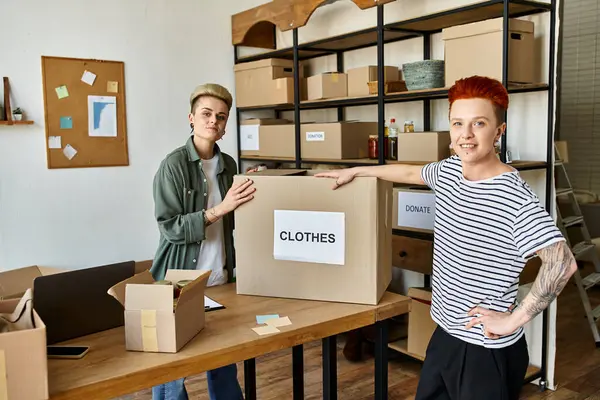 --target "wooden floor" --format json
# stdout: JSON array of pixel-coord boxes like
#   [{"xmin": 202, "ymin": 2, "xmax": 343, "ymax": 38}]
[{"xmin": 122, "ymin": 281, "xmax": 600, "ymax": 400}]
